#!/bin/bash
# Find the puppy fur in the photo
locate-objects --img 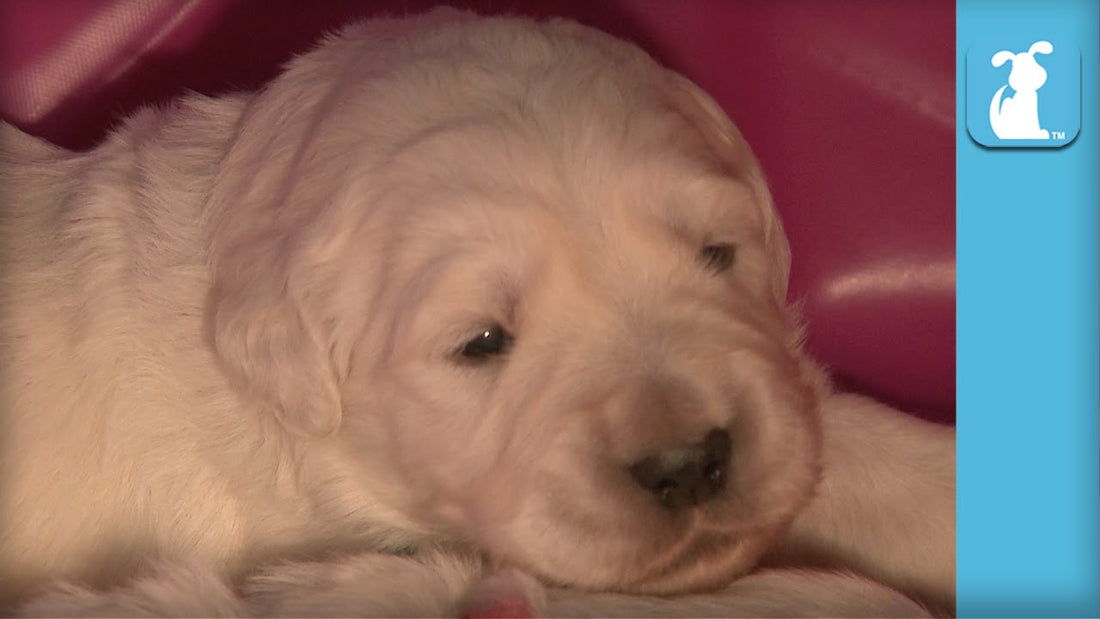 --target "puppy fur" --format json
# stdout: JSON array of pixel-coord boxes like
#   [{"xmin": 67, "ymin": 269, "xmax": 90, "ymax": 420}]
[{"xmin": 0, "ymin": 9, "xmax": 954, "ymax": 616}]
